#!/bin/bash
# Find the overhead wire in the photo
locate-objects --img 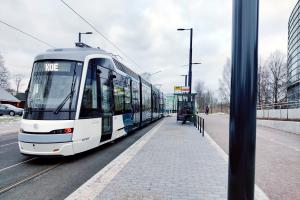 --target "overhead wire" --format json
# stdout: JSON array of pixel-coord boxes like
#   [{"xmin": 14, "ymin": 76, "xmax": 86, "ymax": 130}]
[
  {"xmin": 60, "ymin": 0, "xmax": 144, "ymax": 72},
  {"xmin": 0, "ymin": 3, "xmax": 144, "ymax": 72},
  {"xmin": 0, "ymin": 19, "xmax": 55, "ymax": 48}
]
